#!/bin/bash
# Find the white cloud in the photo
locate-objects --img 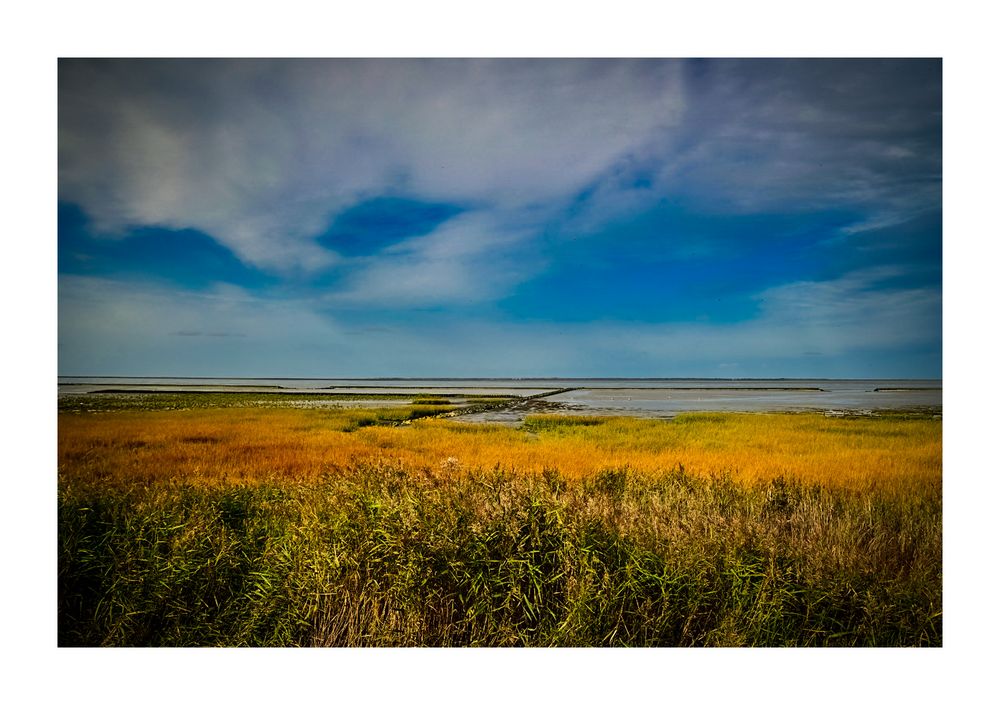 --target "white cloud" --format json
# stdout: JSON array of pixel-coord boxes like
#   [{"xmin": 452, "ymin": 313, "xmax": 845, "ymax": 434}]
[
  {"xmin": 60, "ymin": 60, "xmax": 685, "ymax": 273},
  {"xmin": 57, "ymin": 60, "xmax": 941, "ymax": 377},
  {"xmin": 327, "ymin": 210, "xmax": 542, "ymax": 307},
  {"xmin": 59, "ymin": 268, "xmax": 940, "ymax": 377},
  {"xmin": 58, "ymin": 276, "xmax": 345, "ymax": 375}
]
